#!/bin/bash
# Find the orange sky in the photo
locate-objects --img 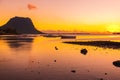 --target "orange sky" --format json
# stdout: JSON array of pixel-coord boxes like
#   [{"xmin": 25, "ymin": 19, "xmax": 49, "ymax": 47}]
[{"xmin": 1, "ymin": 0, "xmax": 120, "ymax": 32}]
